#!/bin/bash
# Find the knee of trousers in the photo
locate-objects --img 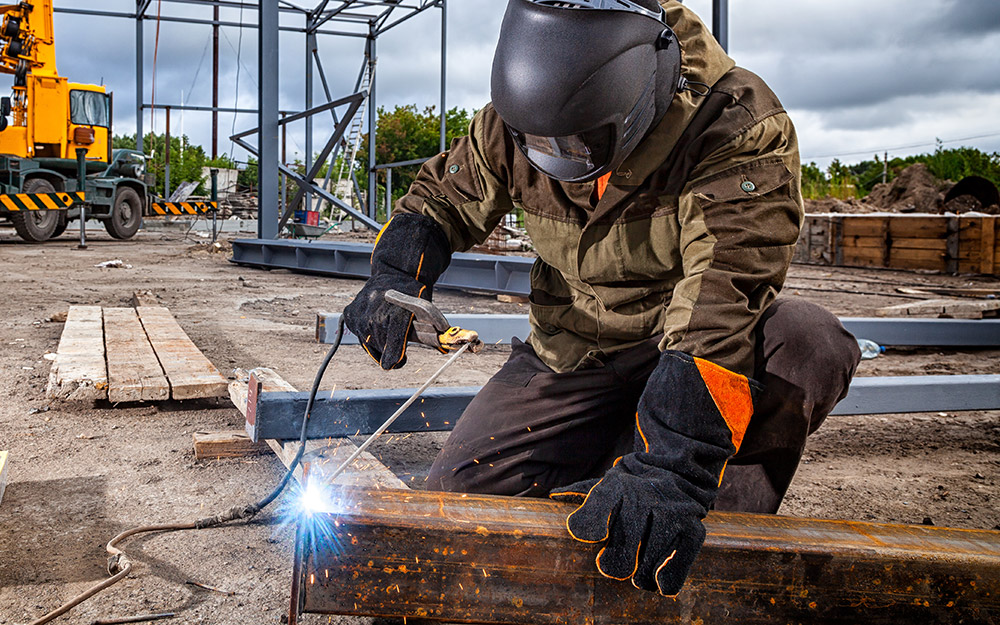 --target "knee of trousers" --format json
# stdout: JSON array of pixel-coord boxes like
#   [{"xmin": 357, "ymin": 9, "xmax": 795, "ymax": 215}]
[{"xmin": 759, "ymin": 299, "xmax": 861, "ymax": 423}]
